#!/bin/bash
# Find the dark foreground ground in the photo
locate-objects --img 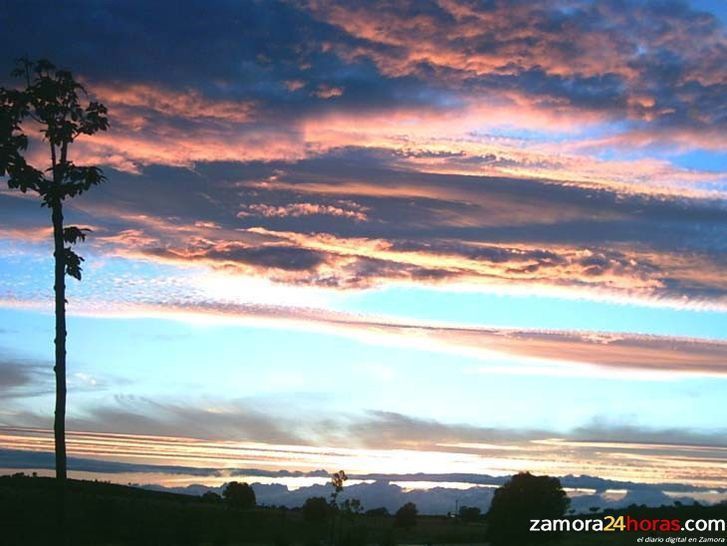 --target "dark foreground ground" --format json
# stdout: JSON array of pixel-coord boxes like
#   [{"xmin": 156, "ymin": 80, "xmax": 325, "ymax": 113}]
[{"xmin": 1, "ymin": 474, "xmax": 725, "ymax": 545}]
